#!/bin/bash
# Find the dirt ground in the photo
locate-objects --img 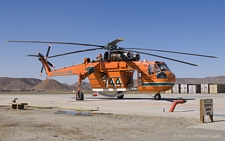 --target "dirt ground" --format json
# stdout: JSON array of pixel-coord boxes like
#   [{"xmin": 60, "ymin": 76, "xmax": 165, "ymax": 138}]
[{"xmin": 0, "ymin": 107, "xmax": 200, "ymax": 141}]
